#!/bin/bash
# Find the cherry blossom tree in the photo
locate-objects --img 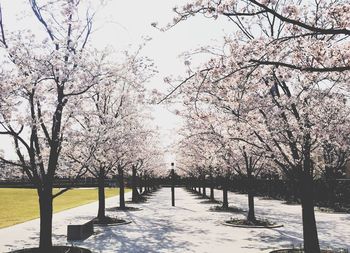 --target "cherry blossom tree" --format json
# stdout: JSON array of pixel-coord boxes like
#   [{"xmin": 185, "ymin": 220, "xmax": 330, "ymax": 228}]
[
  {"xmin": 130, "ymin": 129, "xmax": 166, "ymax": 201},
  {"xmin": 63, "ymin": 88, "xmax": 134, "ymax": 221},
  {"xmin": 210, "ymin": 126, "xmax": 268, "ymax": 221},
  {"xmin": 64, "ymin": 44, "xmax": 157, "ymax": 216},
  {"xmin": 116, "ymin": 112, "xmax": 167, "ymax": 205},
  {"xmin": 177, "ymin": 100, "xmax": 271, "ymax": 220},
  {"xmin": 0, "ymin": 0, "xmax": 110, "ymax": 250}
]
